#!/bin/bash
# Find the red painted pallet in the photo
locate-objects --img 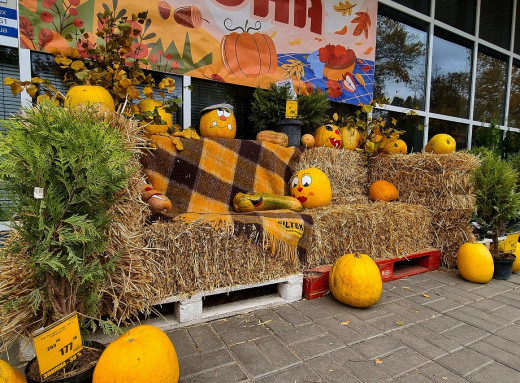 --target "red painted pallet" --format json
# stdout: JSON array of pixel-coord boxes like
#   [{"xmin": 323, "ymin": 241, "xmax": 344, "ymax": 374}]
[{"xmin": 302, "ymin": 249, "xmax": 441, "ymax": 300}]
